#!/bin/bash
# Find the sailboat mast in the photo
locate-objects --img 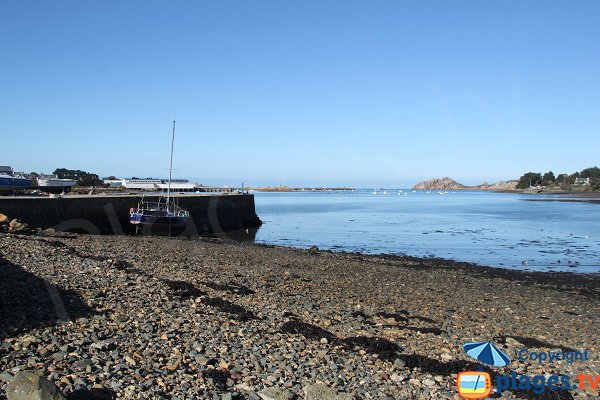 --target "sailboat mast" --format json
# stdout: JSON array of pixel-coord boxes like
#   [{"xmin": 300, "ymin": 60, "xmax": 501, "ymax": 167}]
[{"xmin": 167, "ymin": 120, "xmax": 175, "ymax": 211}]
